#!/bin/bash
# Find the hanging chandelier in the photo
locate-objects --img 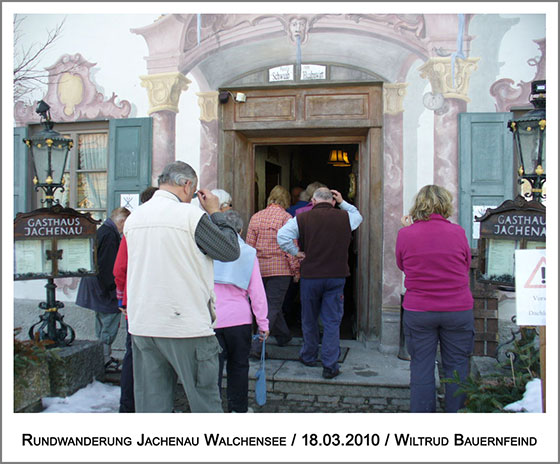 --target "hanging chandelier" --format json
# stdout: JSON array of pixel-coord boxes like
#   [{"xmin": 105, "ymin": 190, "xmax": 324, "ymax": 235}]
[{"xmin": 328, "ymin": 149, "xmax": 351, "ymax": 167}]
